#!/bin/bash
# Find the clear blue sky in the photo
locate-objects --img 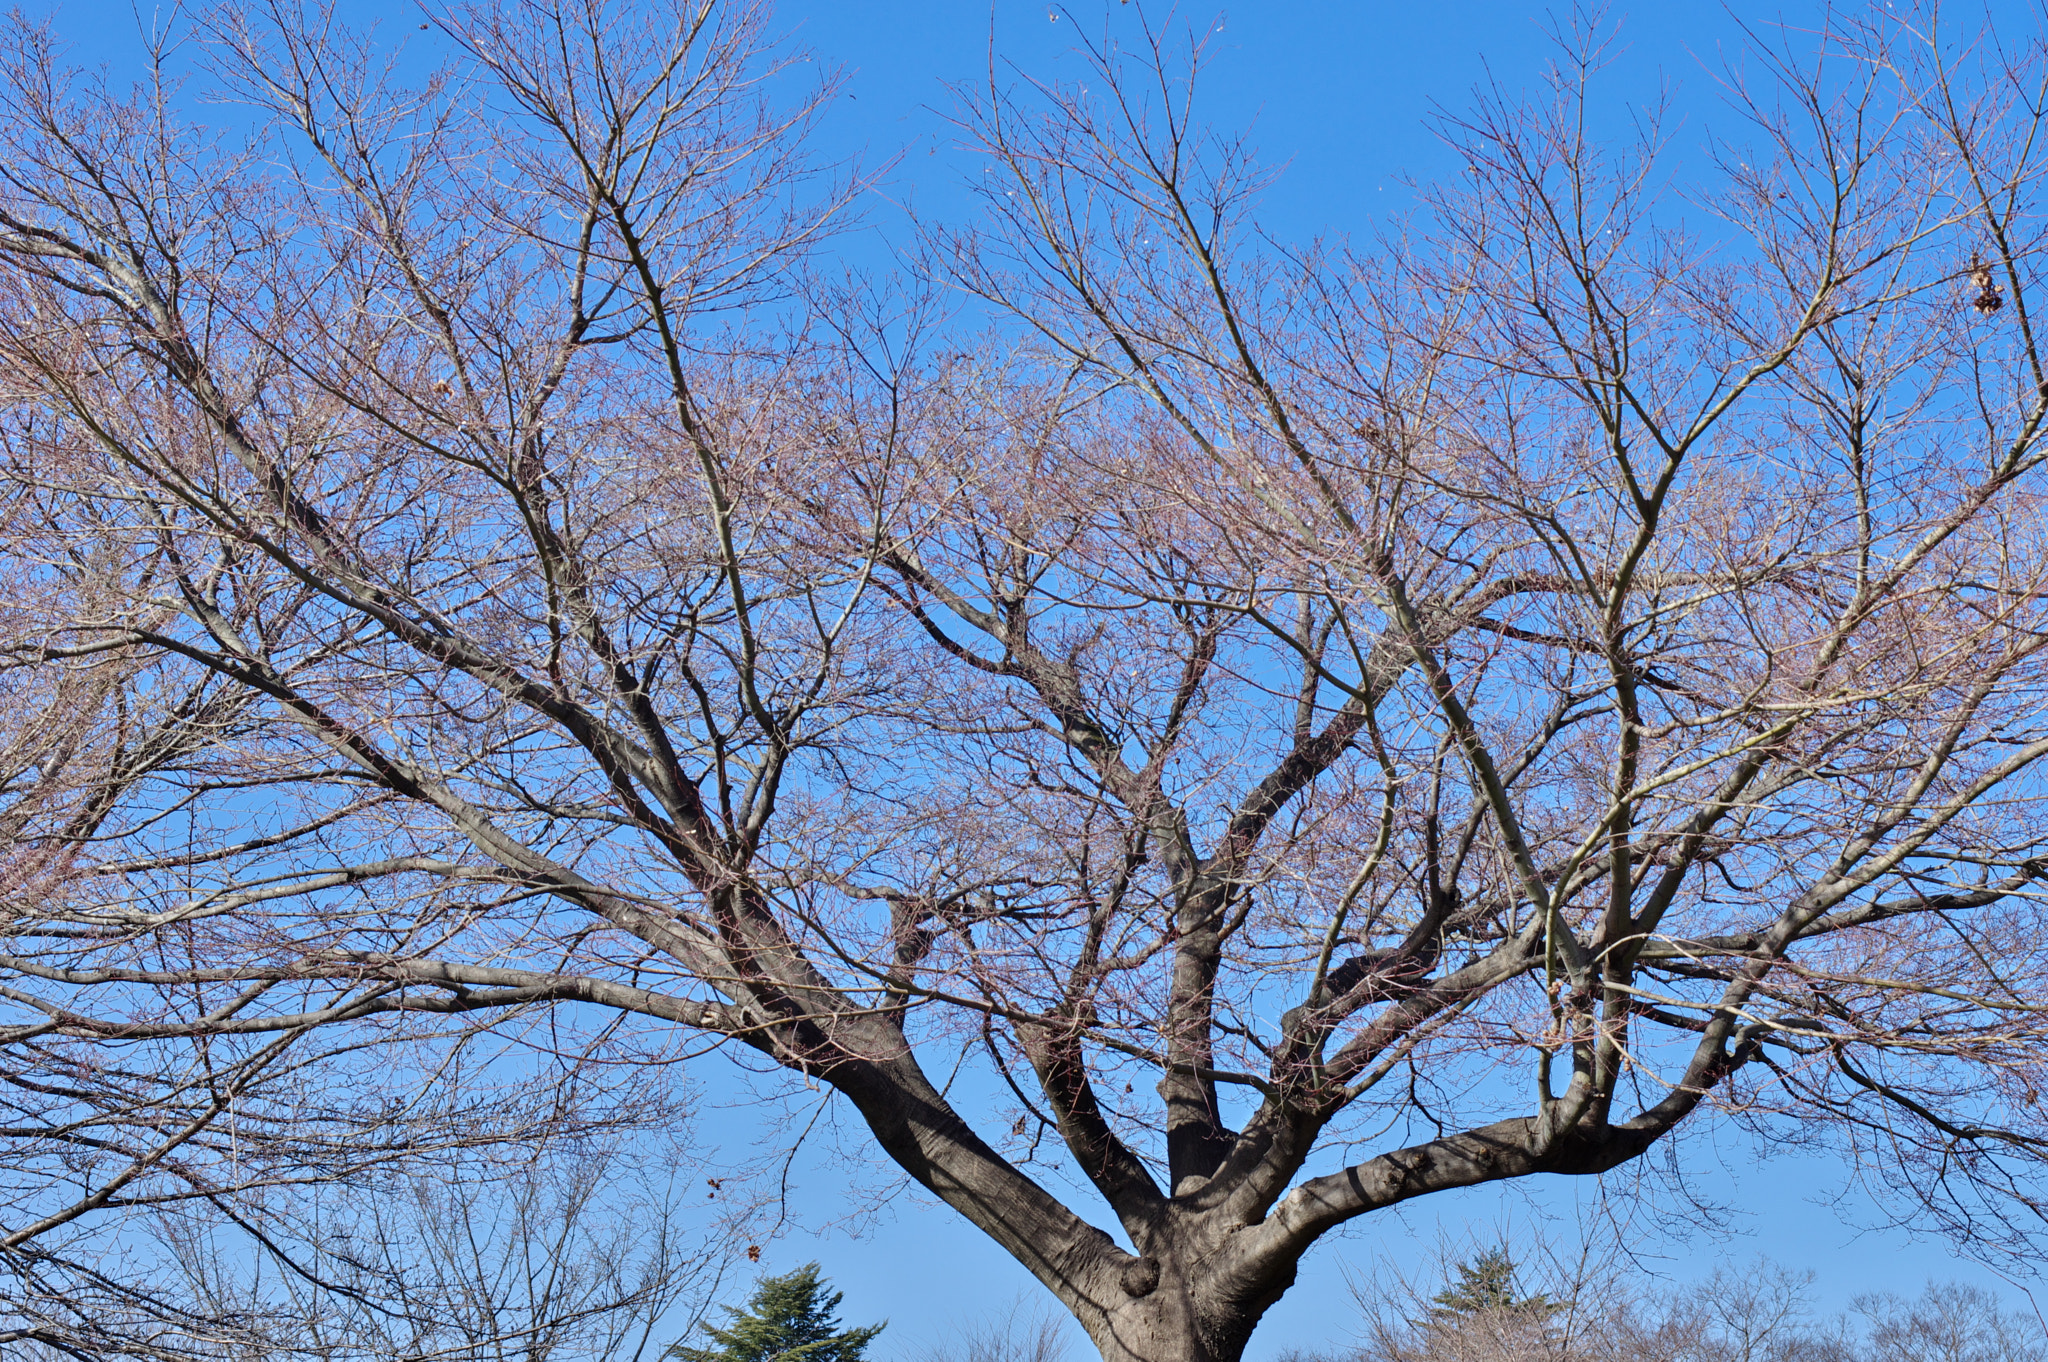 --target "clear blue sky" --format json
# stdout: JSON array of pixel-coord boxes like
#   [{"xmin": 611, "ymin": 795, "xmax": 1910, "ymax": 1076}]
[{"xmin": 37, "ymin": 0, "xmax": 2048, "ymax": 1355}]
